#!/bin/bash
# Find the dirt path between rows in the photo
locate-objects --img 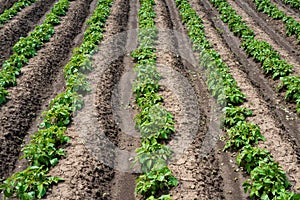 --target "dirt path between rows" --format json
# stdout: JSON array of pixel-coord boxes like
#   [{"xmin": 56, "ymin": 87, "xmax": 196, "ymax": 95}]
[
  {"xmin": 0, "ymin": 0, "xmax": 92, "ymax": 180},
  {"xmin": 0, "ymin": 0, "xmax": 57, "ymax": 67}
]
